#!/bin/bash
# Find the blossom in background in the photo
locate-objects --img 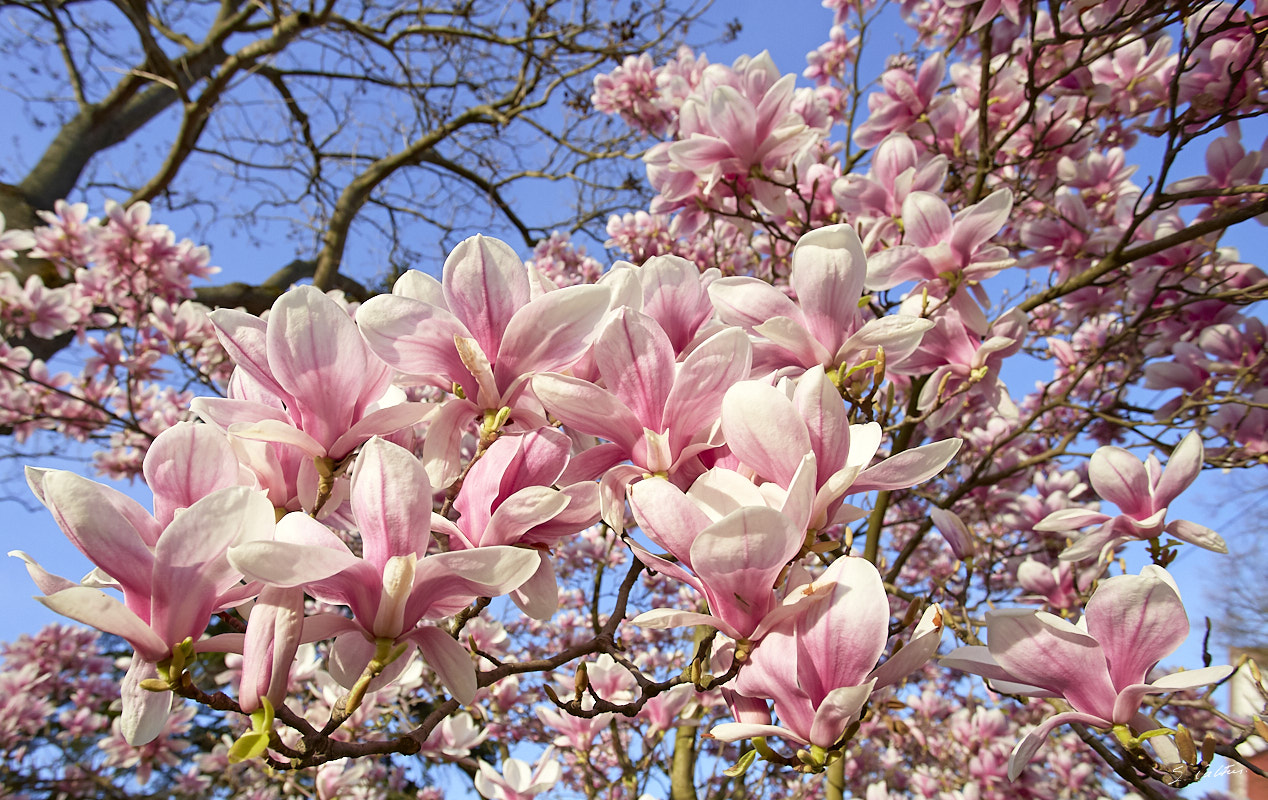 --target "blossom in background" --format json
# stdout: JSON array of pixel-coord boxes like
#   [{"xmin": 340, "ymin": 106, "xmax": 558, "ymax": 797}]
[{"xmin": 1035, "ymin": 432, "xmax": 1227, "ymax": 560}]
